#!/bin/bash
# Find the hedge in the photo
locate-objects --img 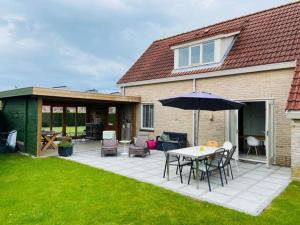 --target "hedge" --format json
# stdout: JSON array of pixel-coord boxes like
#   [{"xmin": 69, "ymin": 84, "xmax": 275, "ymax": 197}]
[{"xmin": 42, "ymin": 113, "xmax": 86, "ymax": 127}]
